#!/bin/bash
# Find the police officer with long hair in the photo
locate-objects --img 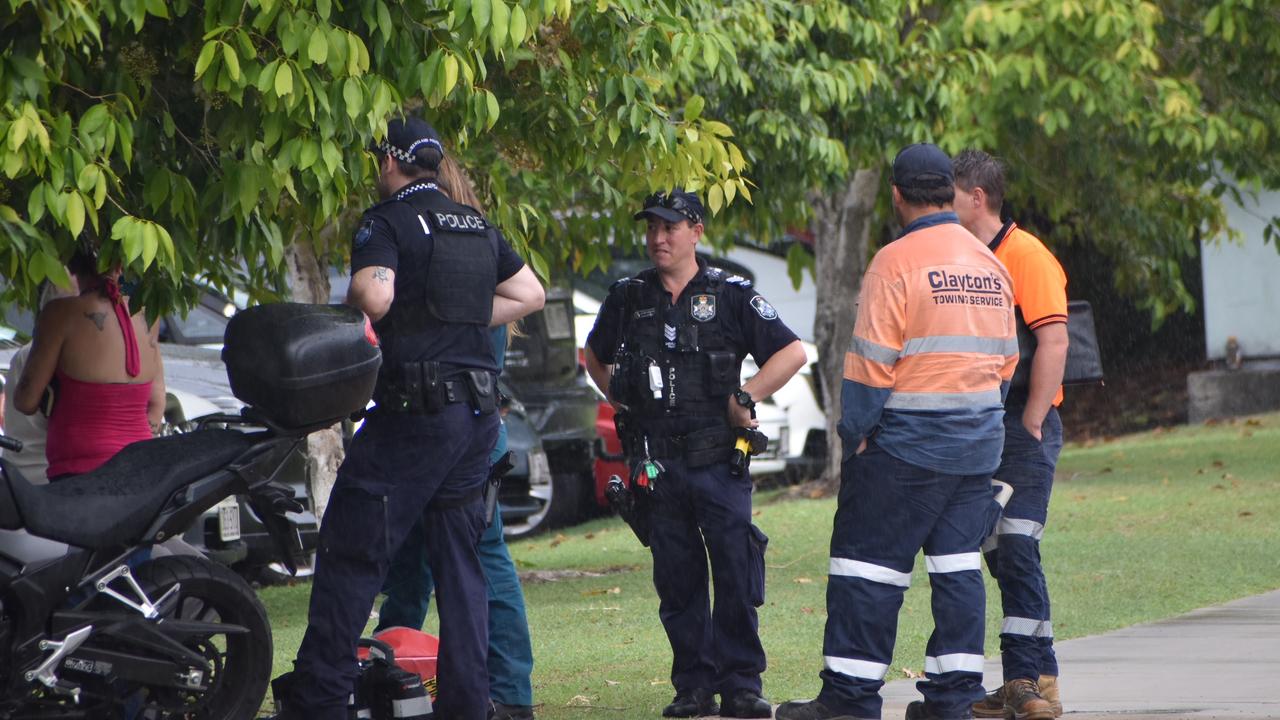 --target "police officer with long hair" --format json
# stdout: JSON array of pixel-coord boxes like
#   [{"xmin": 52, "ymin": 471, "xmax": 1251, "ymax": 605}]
[
  {"xmin": 278, "ymin": 117, "xmax": 544, "ymax": 720},
  {"xmin": 584, "ymin": 189, "xmax": 806, "ymax": 718}
]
